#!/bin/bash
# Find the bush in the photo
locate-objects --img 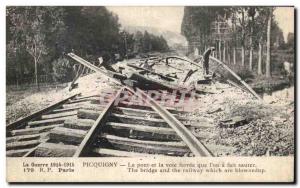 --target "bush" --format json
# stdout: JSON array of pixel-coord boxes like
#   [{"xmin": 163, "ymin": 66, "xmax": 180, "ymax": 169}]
[{"xmin": 52, "ymin": 57, "xmax": 75, "ymax": 83}]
